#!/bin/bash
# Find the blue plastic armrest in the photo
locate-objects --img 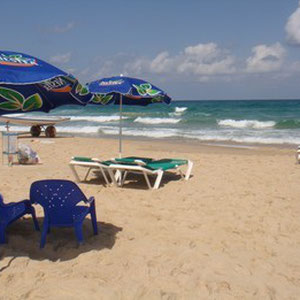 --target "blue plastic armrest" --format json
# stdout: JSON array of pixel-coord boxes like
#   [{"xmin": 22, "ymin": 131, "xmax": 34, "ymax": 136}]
[{"xmin": 3, "ymin": 199, "xmax": 28, "ymax": 207}]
